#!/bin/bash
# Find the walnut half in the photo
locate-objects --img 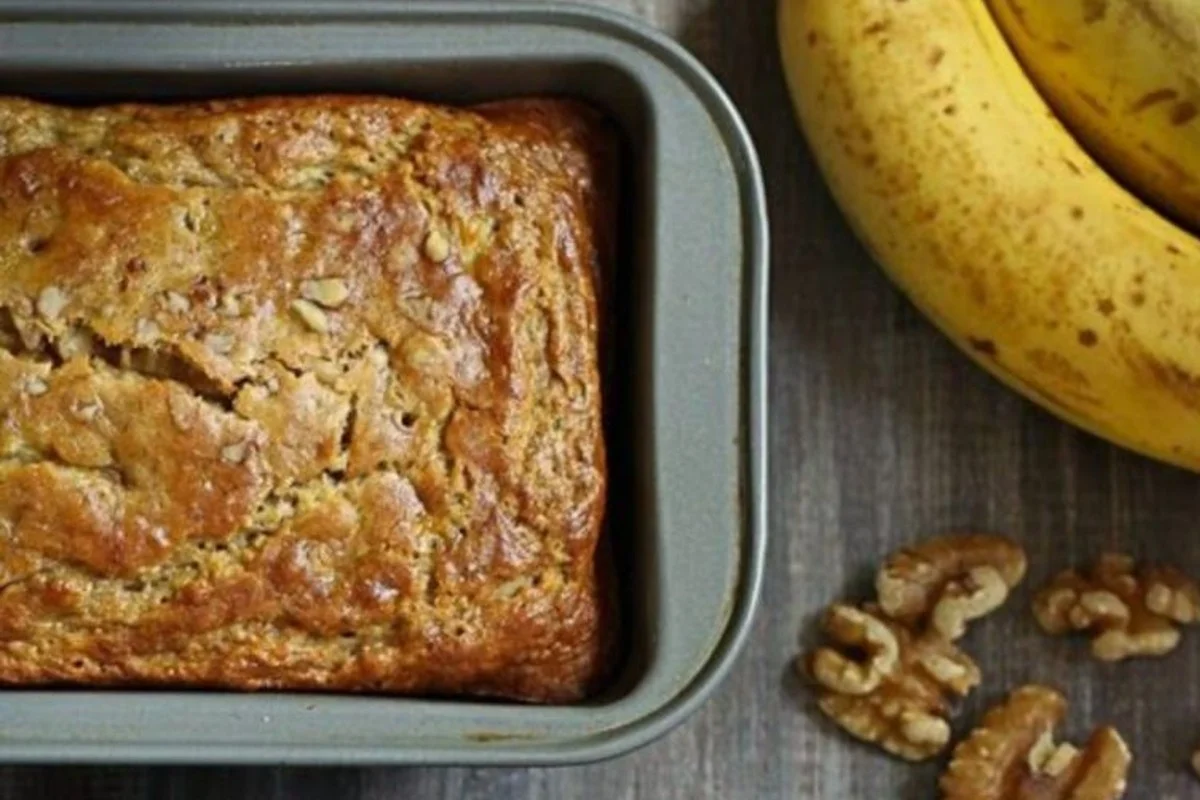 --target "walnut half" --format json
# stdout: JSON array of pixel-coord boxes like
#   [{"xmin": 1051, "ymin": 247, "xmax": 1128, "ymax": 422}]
[
  {"xmin": 804, "ymin": 603, "xmax": 981, "ymax": 761},
  {"xmin": 877, "ymin": 532, "xmax": 1028, "ymax": 640},
  {"xmin": 940, "ymin": 685, "xmax": 1131, "ymax": 800},
  {"xmin": 1033, "ymin": 553, "xmax": 1200, "ymax": 661}
]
